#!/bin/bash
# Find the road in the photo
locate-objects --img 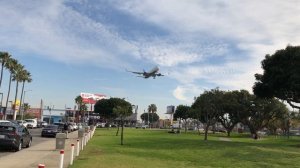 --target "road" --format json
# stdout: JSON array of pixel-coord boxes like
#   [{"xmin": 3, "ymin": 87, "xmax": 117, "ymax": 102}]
[
  {"xmin": 0, "ymin": 128, "xmax": 51, "ymax": 157},
  {"xmin": 0, "ymin": 128, "xmax": 81, "ymax": 168}
]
